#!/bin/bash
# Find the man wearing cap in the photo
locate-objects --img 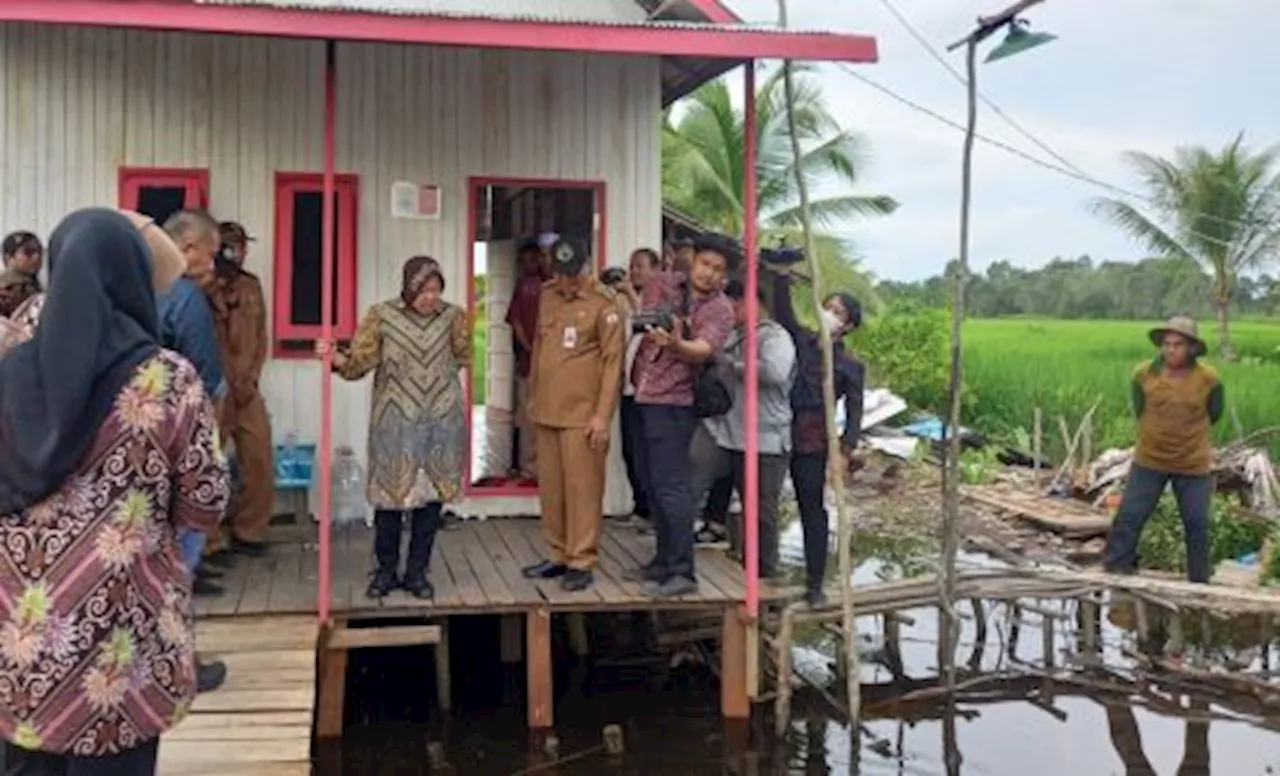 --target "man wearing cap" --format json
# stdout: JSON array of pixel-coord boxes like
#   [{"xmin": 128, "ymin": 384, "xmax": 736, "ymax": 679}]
[
  {"xmin": 210, "ymin": 220, "xmax": 275, "ymax": 557},
  {"xmin": 522, "ymin": 238, "xmax": 624, "ymax": 592},
  {"xmin": 1105, "ymin": 316, "xmax": 1224, "ymax": 583},
  {"xmin": 506, "ymin": 238, "xmax": 547, "ymax": 478}
]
